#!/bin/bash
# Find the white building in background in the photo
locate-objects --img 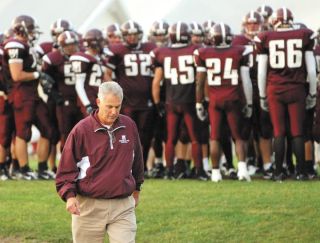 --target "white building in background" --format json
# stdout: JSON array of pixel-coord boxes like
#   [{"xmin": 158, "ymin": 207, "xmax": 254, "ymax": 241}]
[{"xmin": 0, "ymin": 0, "xmax": 129, "ymax": 42}]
